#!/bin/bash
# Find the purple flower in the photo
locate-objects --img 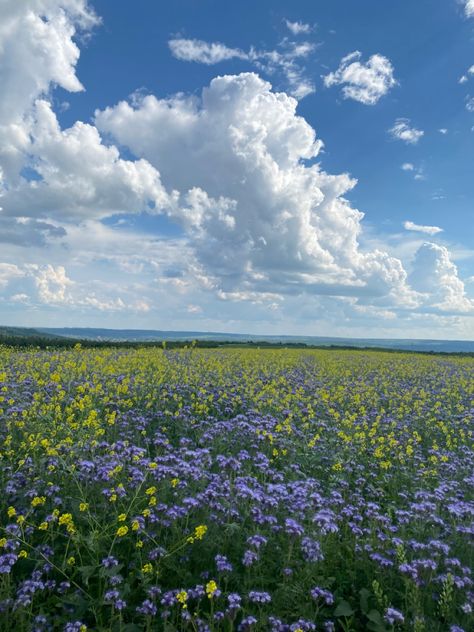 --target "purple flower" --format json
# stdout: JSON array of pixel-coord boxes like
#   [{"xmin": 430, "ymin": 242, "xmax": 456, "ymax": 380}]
[
  {"xmin": 227, "ymin": 593, "xmax": 242, "ymax": 610},
  {"xmin": 384, "ymin": 607, "xmax": 405, "ymax": 625},
  {"xmin": 248, "ymin": 590, "xmax": 271, "ymax": 604},
  {"xmin": 215, "ymin": 554, "xmax": 233, "ymax": 573},
  {"xmin": 242, "ymin": 549, "xmax": 259, "ymax": 567},
  {"xmin": 101, "ymin": 556, "xmax": 118, "ymax": 569},
  {"xmin": 239, "ymin": 616, "xmax": 258, "ymax": 630},
  {"xmin": 137, "ymin": 599, "xmax": 157, "ymax": 616},
  {"xmin": 310, "ymin": 587, "xmax": 334, "ymax": 605},
  {"xmin": 284, "ymin": 518, "xmax": 304, "ymax": 537}
]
